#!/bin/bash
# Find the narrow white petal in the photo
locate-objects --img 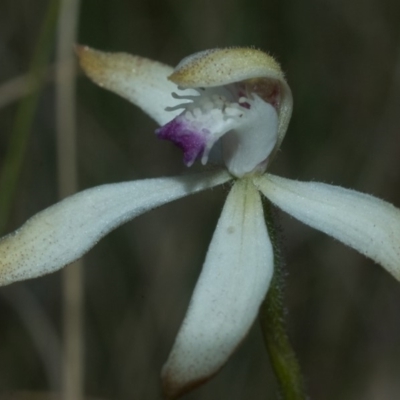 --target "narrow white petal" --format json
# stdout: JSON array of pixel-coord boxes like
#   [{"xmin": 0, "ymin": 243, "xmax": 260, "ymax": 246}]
[
  {"xmin": 76, "ymin": 46, "xmax": 192, "ymax": 125},
  {"xmin": 0, "ymin": 170, "xmax": 231, "ymax": 286},
  {"xmin": 162, "ymin": 179, "xmax": 273, "ymax": 399},
  {"xmin": 255, "ymin": 174, "xmax": 400, "ymax": 280}
]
